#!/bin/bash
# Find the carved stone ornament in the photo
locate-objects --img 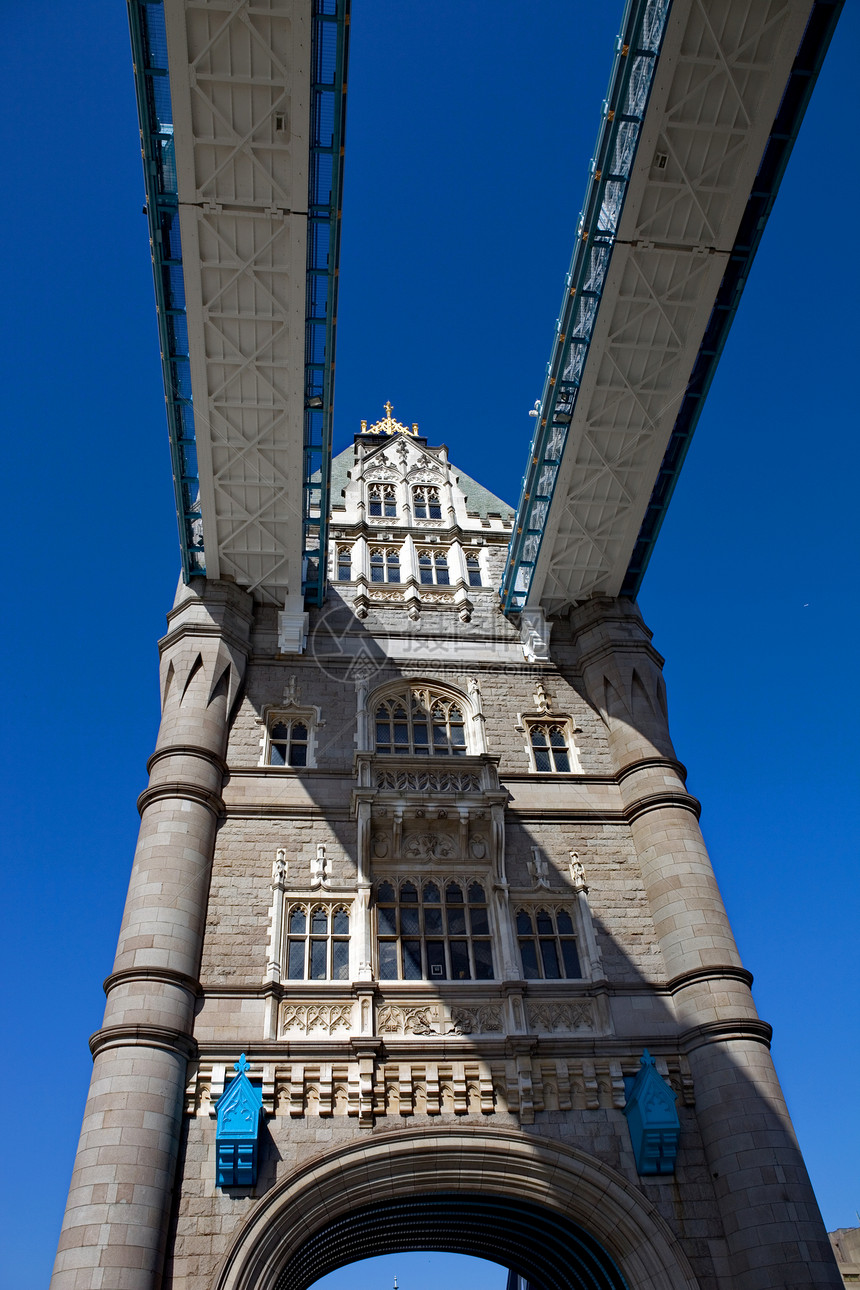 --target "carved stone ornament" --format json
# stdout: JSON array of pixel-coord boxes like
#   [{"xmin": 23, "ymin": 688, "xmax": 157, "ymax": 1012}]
[
  {"xmin": 375, "ymin": 769, "xmax": 481, "ymax": 793},
  {"xmin": 469, "ymin": 834, "xmax": 488, "ymax": 860},
  {"xmin": 280, "ymin": 1002, "xmax": 353, "ymax": 1036},
  {"xmin": 528, "ymin": 1001, "xmax": 593, "ymax": 1033},
  {"xmin": 403, "ymin": 832, "xmax": 455, "ymax": 861},
  {"xmin": 407, "ymin": 459, "xmax": 446, "ymax": 482},
  {"xmin": 376, "ymin": 1004, "xmax": 440, "ymax": 1036},
  {"xmin": 449, "ymin": 1005, "xmax": 503, "ymax": 1034}
]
